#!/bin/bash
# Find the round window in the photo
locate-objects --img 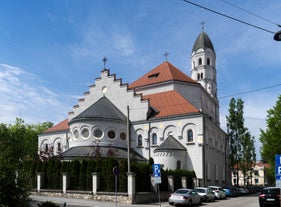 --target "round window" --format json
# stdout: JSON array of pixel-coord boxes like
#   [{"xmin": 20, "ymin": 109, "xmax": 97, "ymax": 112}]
[
  {"xmin": 81, "ymin": 128, "xmax": 90, "ymax": 139},
  {"xmin": 73, "ymin": 129, "xmax": 79, "ymax": 139},
  {"xmin": 108, "ymin": 130, "xmax": 116, "ymax": 139},
  {"xmin": 120, "ymin": 132, "xmax": 126, "ymax": 140},
  {"xmin": 93, "ymin": 128, "xmax": 103, "ymax": 139}
]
